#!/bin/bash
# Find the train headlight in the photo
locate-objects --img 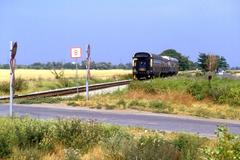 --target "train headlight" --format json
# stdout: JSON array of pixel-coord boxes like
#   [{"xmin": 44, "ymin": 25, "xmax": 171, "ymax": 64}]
[{"xmin": 139, "ymin": 68, "xmax": 146, "ymax": 71}]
